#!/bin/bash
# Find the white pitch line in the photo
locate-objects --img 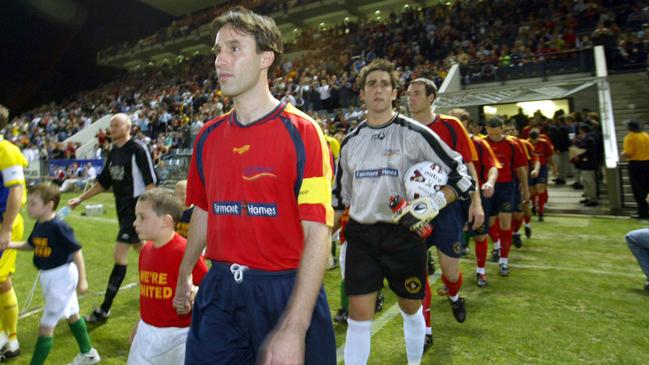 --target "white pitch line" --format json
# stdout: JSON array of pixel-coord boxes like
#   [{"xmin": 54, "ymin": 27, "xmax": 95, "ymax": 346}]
[
  {"xmin": 336, "ymin": 273, "xmax": 440, "ymax": 363},
  {"xmin": 18, "ymin": 282, "xmax": 138, "ymax": 320},
  {"xmin": 461, "ymin": 259, "xmax": 644, "ymax": 278}
]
